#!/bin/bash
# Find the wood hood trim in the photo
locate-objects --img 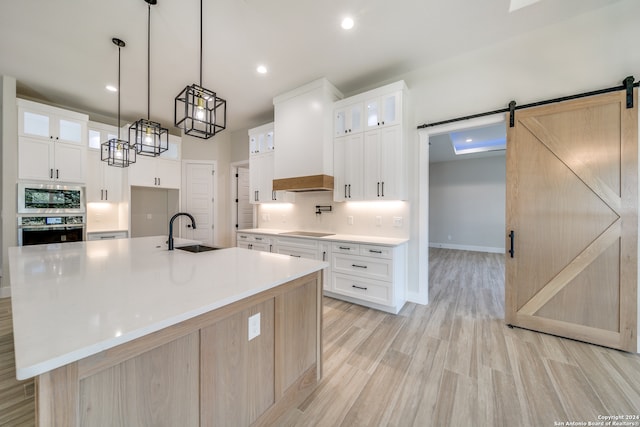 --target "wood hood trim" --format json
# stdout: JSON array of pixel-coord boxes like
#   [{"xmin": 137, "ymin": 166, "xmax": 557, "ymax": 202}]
[{"xmin": 272, "ymin": 175, "xmax": 334, "ymax": 192}]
